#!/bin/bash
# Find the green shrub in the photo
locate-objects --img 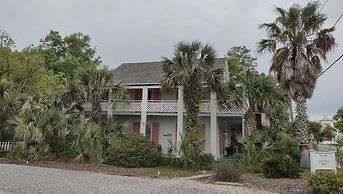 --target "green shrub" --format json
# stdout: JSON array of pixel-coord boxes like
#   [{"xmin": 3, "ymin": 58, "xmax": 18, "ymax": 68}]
[
  {"xmin": 237, "ymin": 132, "xmax": 272, "ymax": 173},
  {"xmin": 261, "ymin": 154, "xmax": 301, "ymax": 178},
  {"xmin": 7, "ymin": 141, "xmax": 27, "ymax": 160},
  {"xmin": 214, "ymin": 158, "xmax": 241, "ymax": 182},
  {"xmin": 105, "ymin": 133, "xmax": 160, "ymax": 167},
  {"xmin": 179, "ymin": 129, "xmax": 204, "ymax": 170},
  {"xmin": 307, "ymin": 170, "xmax": 343, "ymax": 194},
  {"xmin": 49, "ymin": 135, "xmax": 78, "ymax": 161},
  {"xmin": 201, "ymin": 153, "xmax": 215, "ymax": 170},
  {"xmin": 73, "ymin": 122, "xmax": 103, "ymax": 163},
  {"xmin": 0, "ymin": 150, "xmax": 8, "ymax": 157},
  {"xmin": 275, "ymin": 133, "xmax": 299, "ymax": 161},
  {"xmin": 165, "ymin": 130, "xmax": 214, "ymax": 170}
]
